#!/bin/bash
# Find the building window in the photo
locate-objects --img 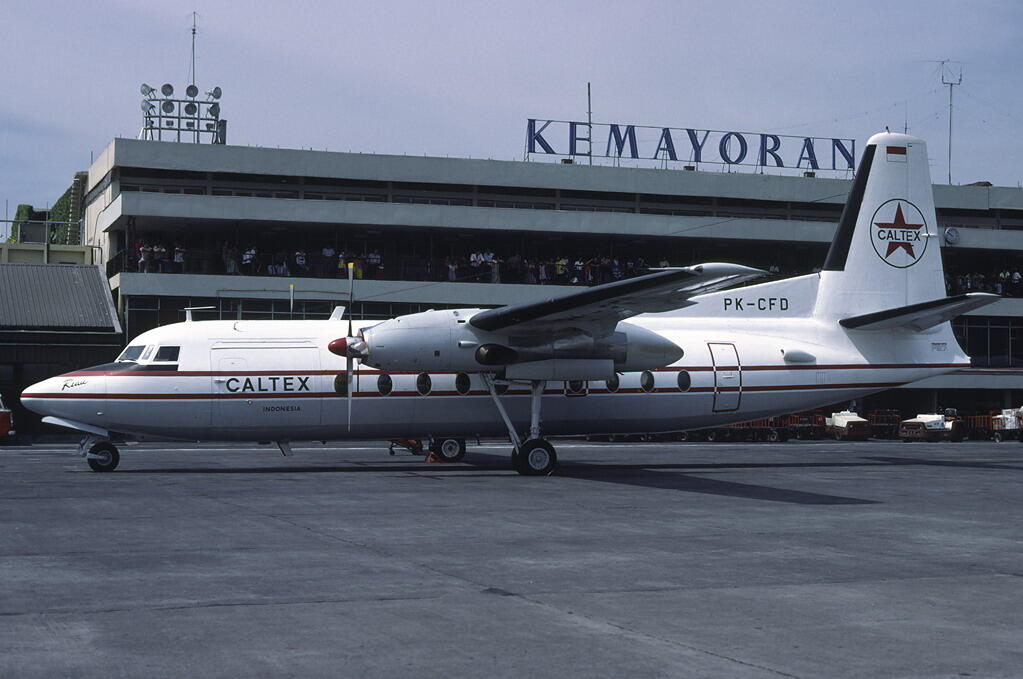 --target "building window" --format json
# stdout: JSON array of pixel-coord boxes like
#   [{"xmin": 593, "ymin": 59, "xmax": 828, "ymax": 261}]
[
  {"xmin": 377, "ymin": 374, "xmax": 392, "ymax": 396},
  {"xmin": 416, "ymin": 373, "xmax": 432, "ymax": 396},
  {"xmin": 677, "ymin": 371, "xmax": 691, "ymax": 392},
  {"xmin": 640, "ymin": 371, "xmax": 655, "ymax": 393},
  {"xmin": 605, "ymin": 374, "xmax": 620, "ymax": 393},
  {"xmin": 455, "ymin": 373, "xmax": 471, "ymax": 395}
]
